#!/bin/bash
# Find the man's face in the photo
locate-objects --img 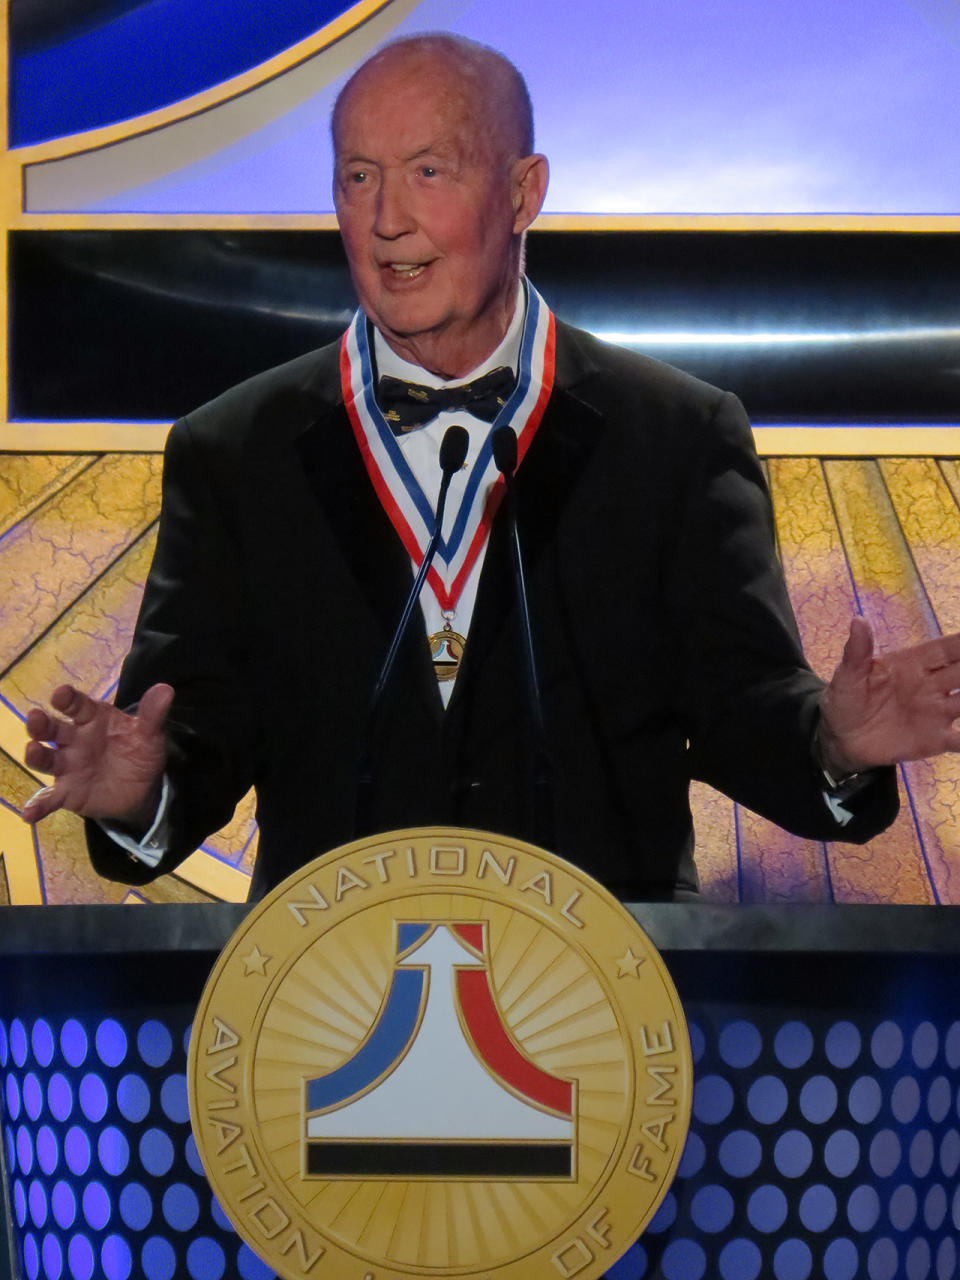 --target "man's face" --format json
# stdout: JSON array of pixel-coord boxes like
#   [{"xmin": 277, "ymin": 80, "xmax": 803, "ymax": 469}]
[{"xmin": 333, "ymin": 53, "xmax": 541, "ymax": 378}]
